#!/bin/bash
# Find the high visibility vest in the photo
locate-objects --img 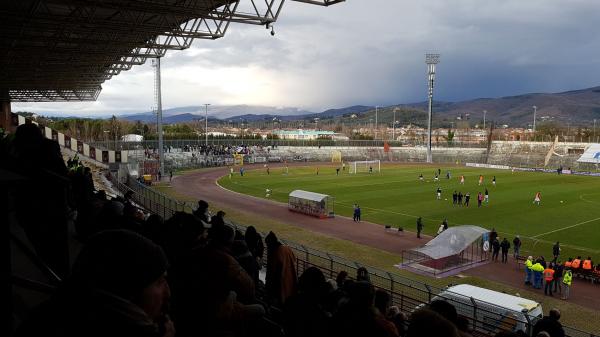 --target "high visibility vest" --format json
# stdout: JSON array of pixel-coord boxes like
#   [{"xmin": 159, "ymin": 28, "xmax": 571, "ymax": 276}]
[
  {"xmin": 582, "ymin": 260, "xmax": 592, "ymax": 270},
  {"xmin": 563, "ymin": 271, "xmax": 573, "ymax": 286},
  {"xmin": 544, "ymin": 269, "xmax": 555, "ymax": 281},
  {"xmin": 525, "ymin": 260, "xmax": 533, "ymax": 268},
  {"xmin": 564, "ymin": 261, "xmax": 572, "ymax": 268},
  {"xmin": 572, "ymin": 259, "xmax": 581, "ymax": 268},
  {"xmin": 532, "ymin": 263, "xmax": 544, "ymax": 272}
]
